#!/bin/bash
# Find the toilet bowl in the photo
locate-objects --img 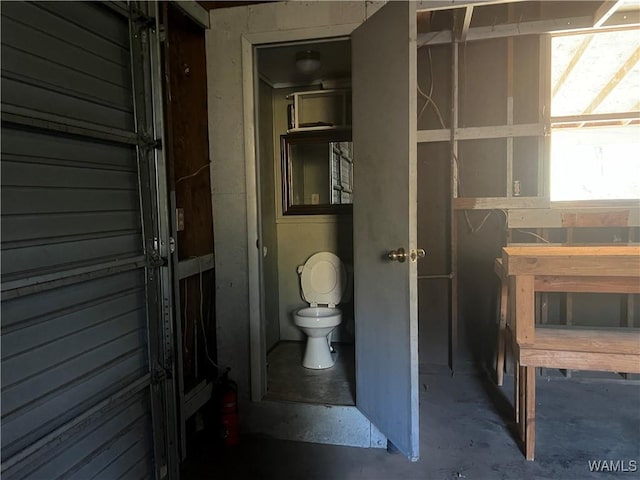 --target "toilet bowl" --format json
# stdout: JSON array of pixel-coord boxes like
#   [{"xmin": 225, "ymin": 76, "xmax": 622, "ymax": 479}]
[{"xmin": 294, "ymin": 252, "xmax": 346, "ymax": 369}]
